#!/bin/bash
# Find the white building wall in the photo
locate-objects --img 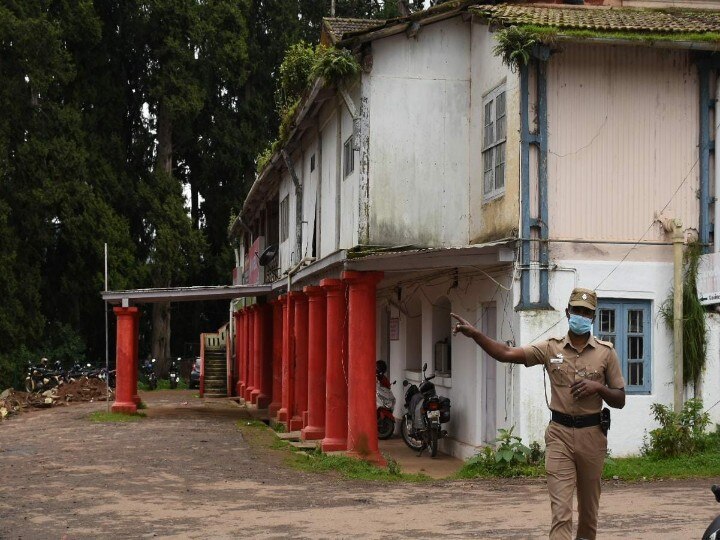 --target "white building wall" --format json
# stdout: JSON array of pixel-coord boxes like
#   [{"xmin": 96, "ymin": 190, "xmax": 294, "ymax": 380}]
[
  {"xmin": 340, "ymin": 92, "xmax": 359, "ymax": 248},
  {"xmin": 278, "ymin": 170, "xmax": 293, "ymax": 273},
  {"xmin": 319, "ymin": 107, "xmax": 339, "ymax": 258},
  {"xmin": 367, "ymin": 17, "xmax": 471, "ymax": 247}
]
